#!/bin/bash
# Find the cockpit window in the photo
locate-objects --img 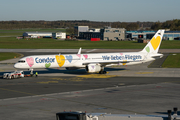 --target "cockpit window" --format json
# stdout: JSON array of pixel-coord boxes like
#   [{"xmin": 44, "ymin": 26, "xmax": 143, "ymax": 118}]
[{"xmin": 18, "ymin": 60, "xmax": 25, "ymax": 63}]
